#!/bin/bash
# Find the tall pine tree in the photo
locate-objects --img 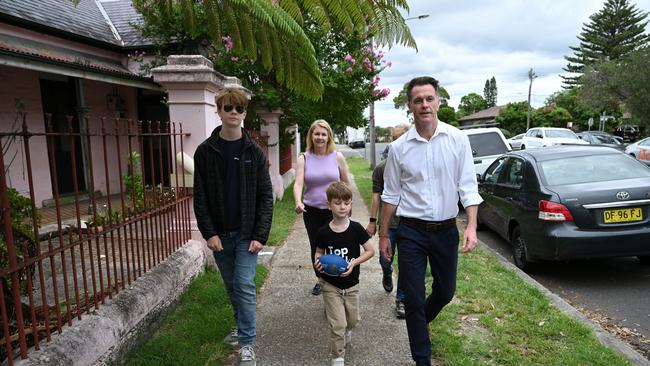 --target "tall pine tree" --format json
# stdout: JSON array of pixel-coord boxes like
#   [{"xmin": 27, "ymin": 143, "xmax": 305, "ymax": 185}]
[
  {"xmin": 562, "ymin": 0, "xmax": 650, "ymax": 88},
  {"xmin": 483, "ymin": 76, "xmax": 498, "ymax": 107}
]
